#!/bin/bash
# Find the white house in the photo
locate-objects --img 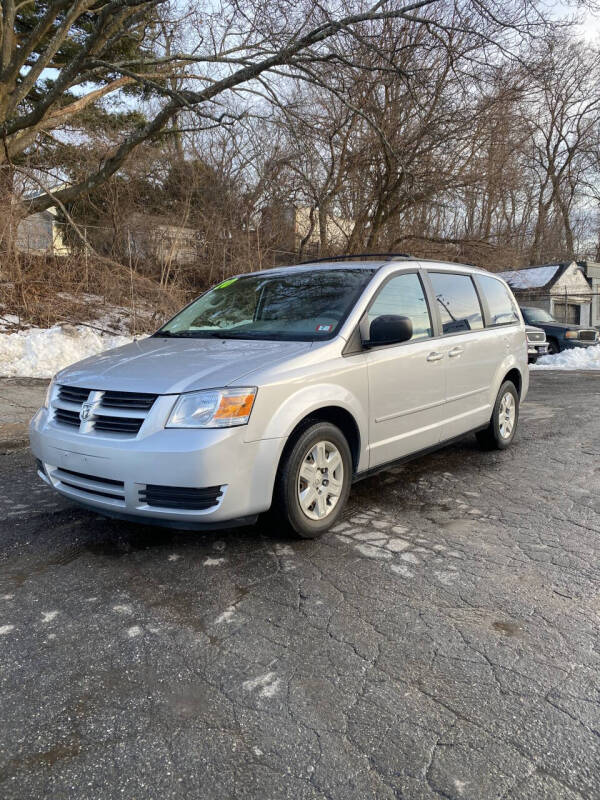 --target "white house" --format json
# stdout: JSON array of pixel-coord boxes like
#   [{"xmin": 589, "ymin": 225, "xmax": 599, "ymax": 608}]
[
  {"xmin": 576, "ymin": 261, "xmax": 600, "ymax": 328},
  {"xmin": 15, "ymin": 206, "xmax": 70, "ymax": 256},
  {"xmin": 497, "ymin": 261, "xmax": 592, "ymax": 325}
]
